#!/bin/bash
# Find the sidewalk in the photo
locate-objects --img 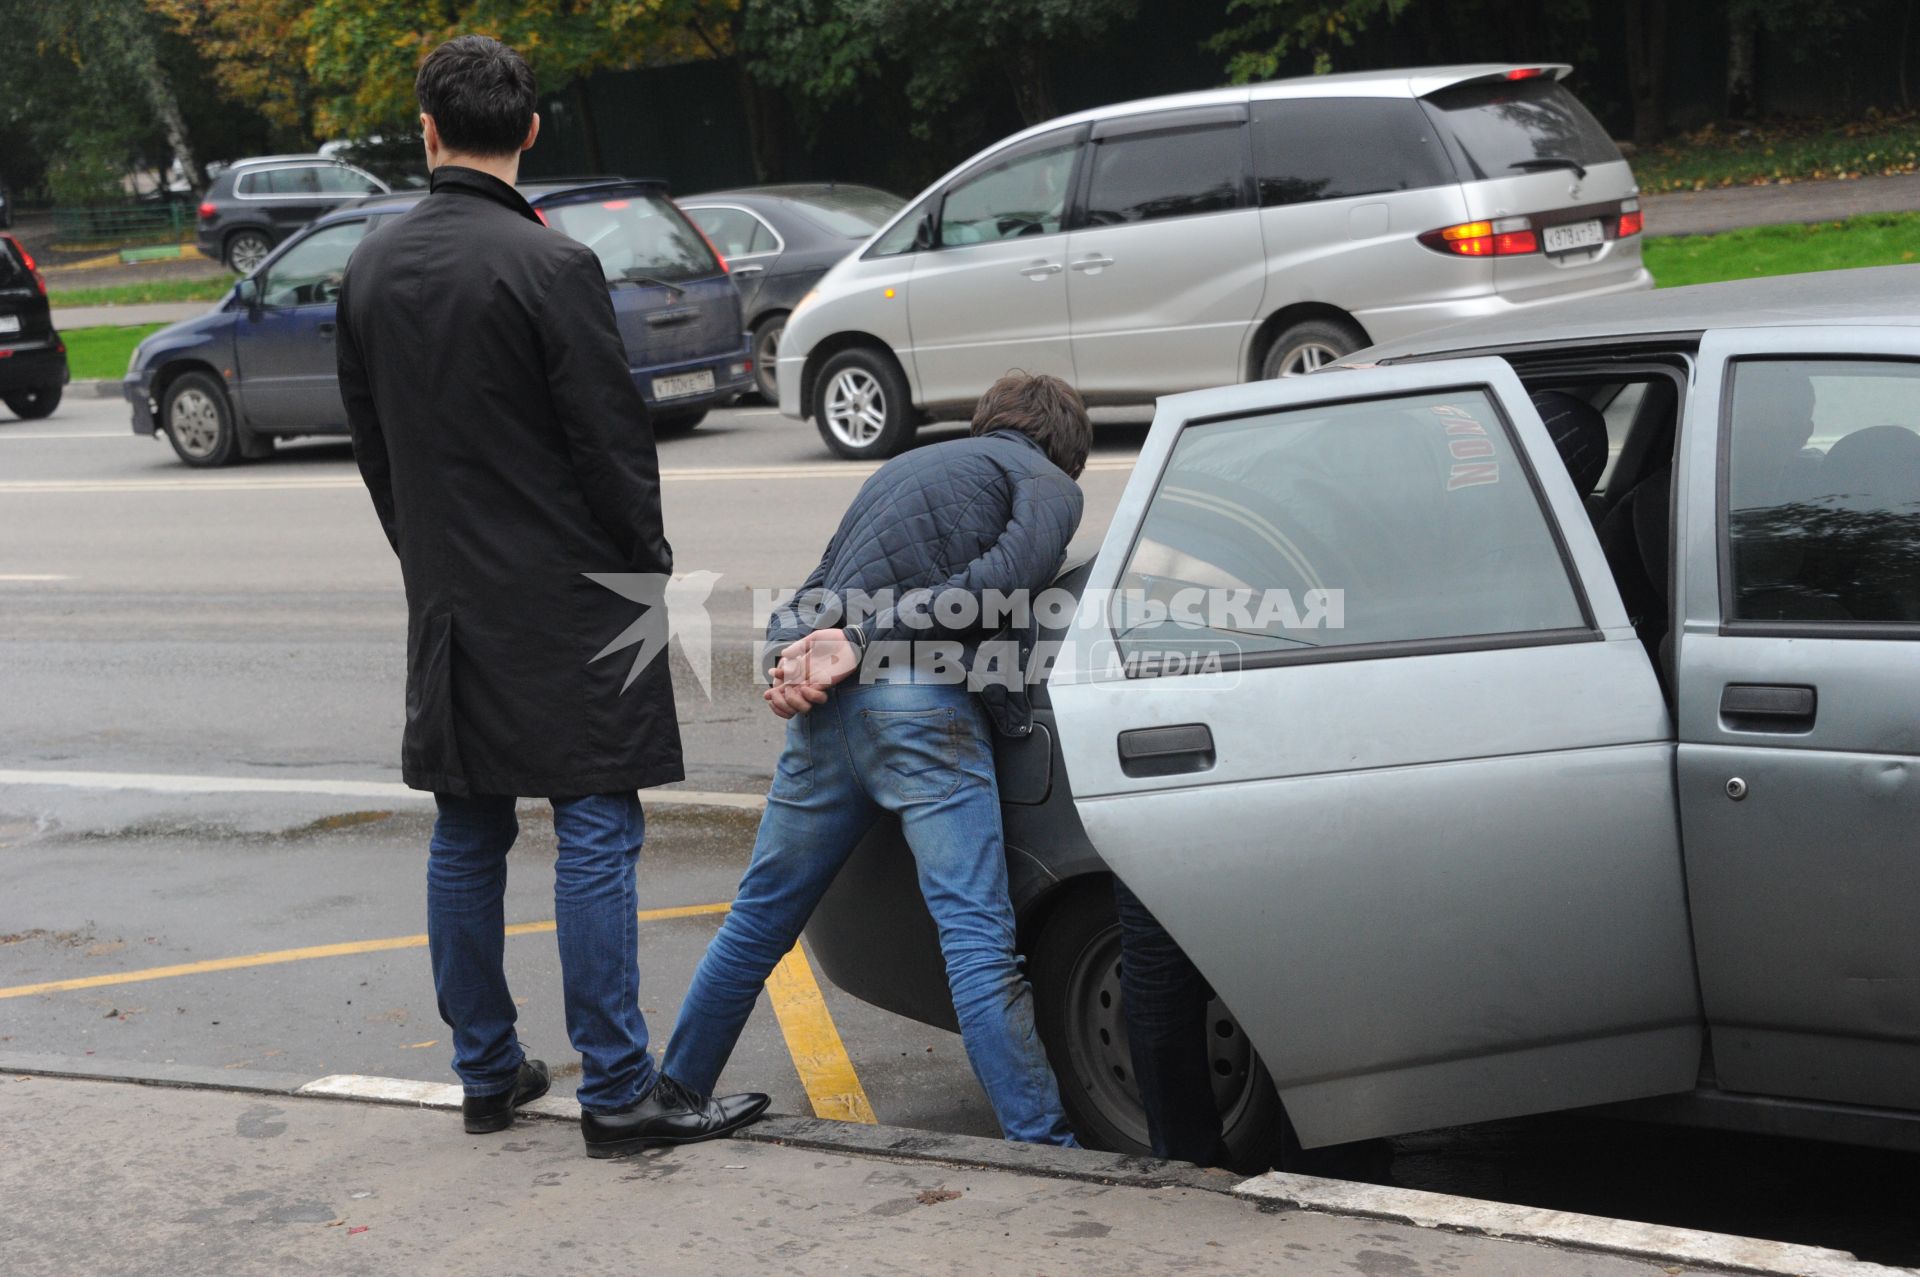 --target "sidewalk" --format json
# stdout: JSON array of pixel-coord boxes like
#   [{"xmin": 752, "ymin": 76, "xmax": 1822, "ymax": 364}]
[
  {"xmin": 1643, "ymin": 172, "xmax": 1920, "ymax": 236},
  {"xmin": 0, "ymin": 1062, "xmax": 1899, "ymax": 1277},
  {"xmin": 51, "ymin": 300, "xmax": 212, "ymax": 330}
]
